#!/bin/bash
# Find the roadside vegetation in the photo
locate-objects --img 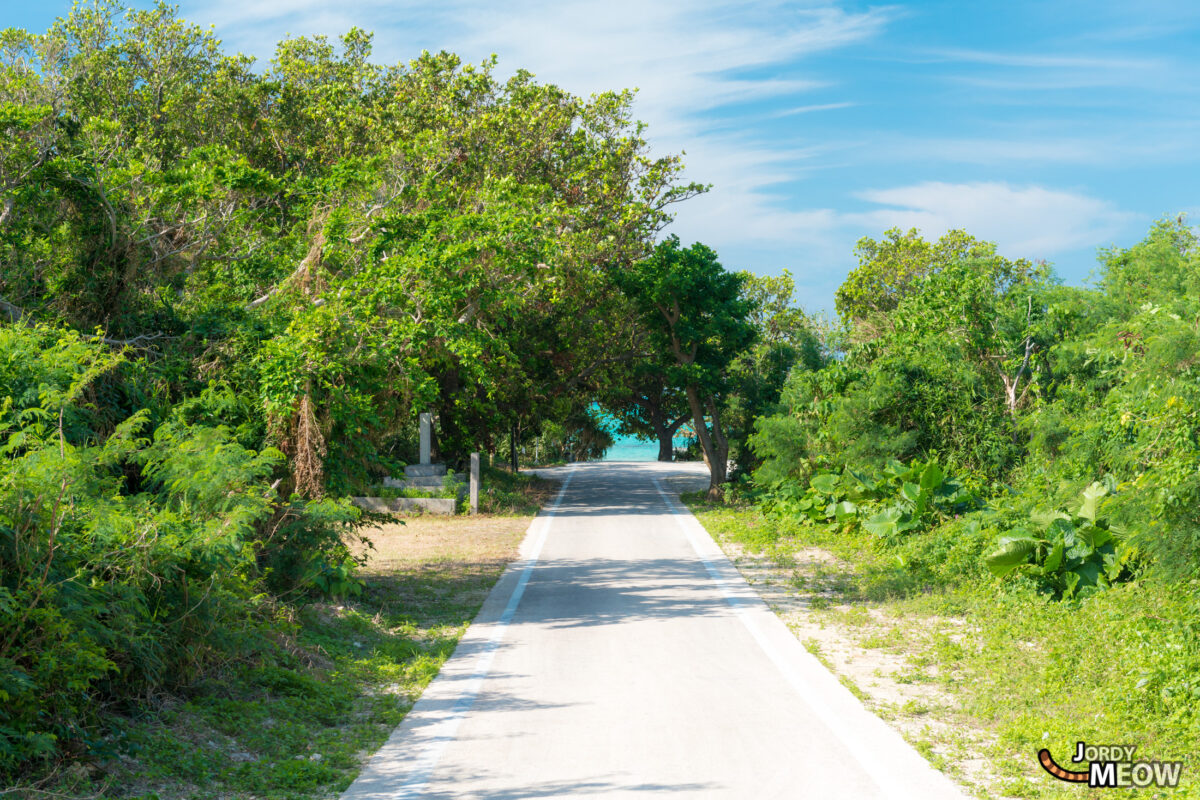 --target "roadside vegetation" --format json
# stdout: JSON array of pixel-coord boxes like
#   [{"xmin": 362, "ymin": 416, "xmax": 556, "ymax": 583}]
[
  {"xmin": 693, "ymin": 220, "xmax": 1200, "ymax": 797},
  {"xmin": 3, "ymin": 1, "xmax": 1198, "ymax": 795},
  {"xmin": 0, "ymin": 0, "xmax": 680, "ymax": 785},
  {"xmin": 4, "ymin": 498, "xmax": 547, "ymax": 799},
  {"xmin": 691, "ymin": 500, "xmax": 1198, "ymax": 798}
]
